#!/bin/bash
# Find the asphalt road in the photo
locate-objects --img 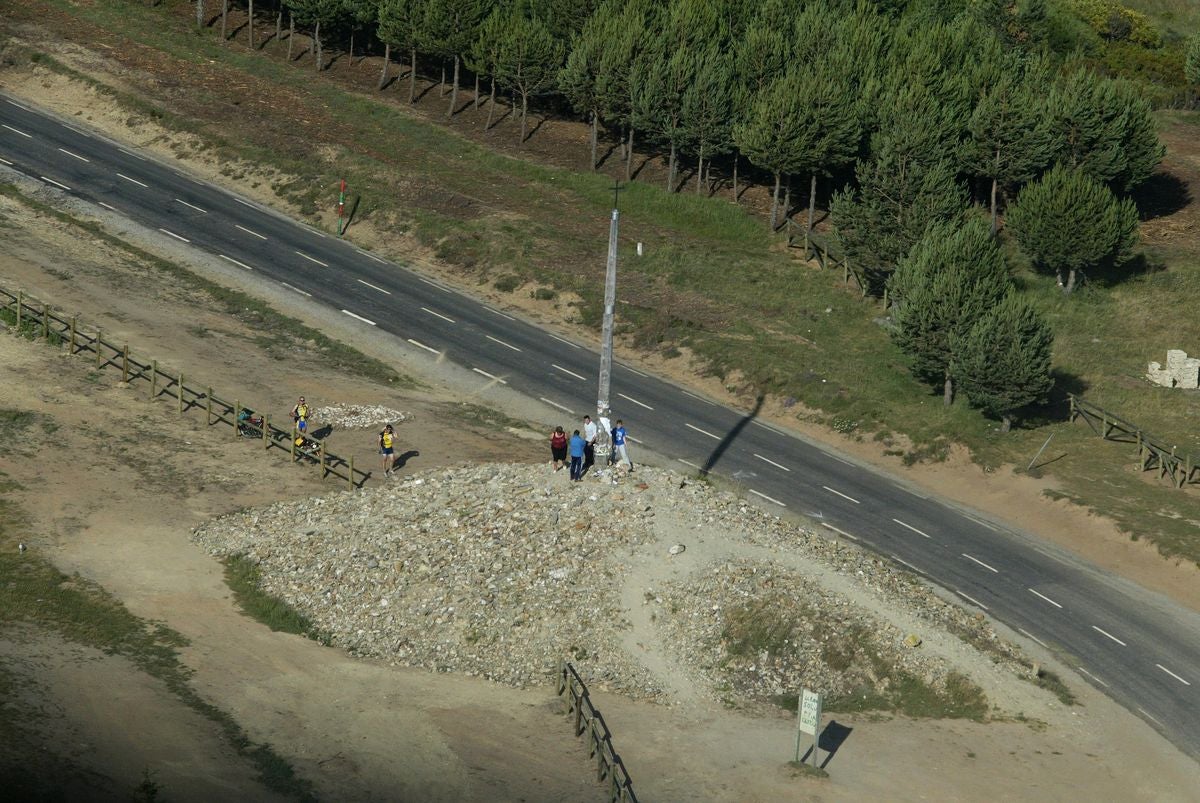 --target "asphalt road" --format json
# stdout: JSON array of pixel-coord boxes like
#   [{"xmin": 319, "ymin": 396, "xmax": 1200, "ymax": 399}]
[{"xmin": 3, "ymin": 94, "xmax": 1199, "ymax": 759}]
